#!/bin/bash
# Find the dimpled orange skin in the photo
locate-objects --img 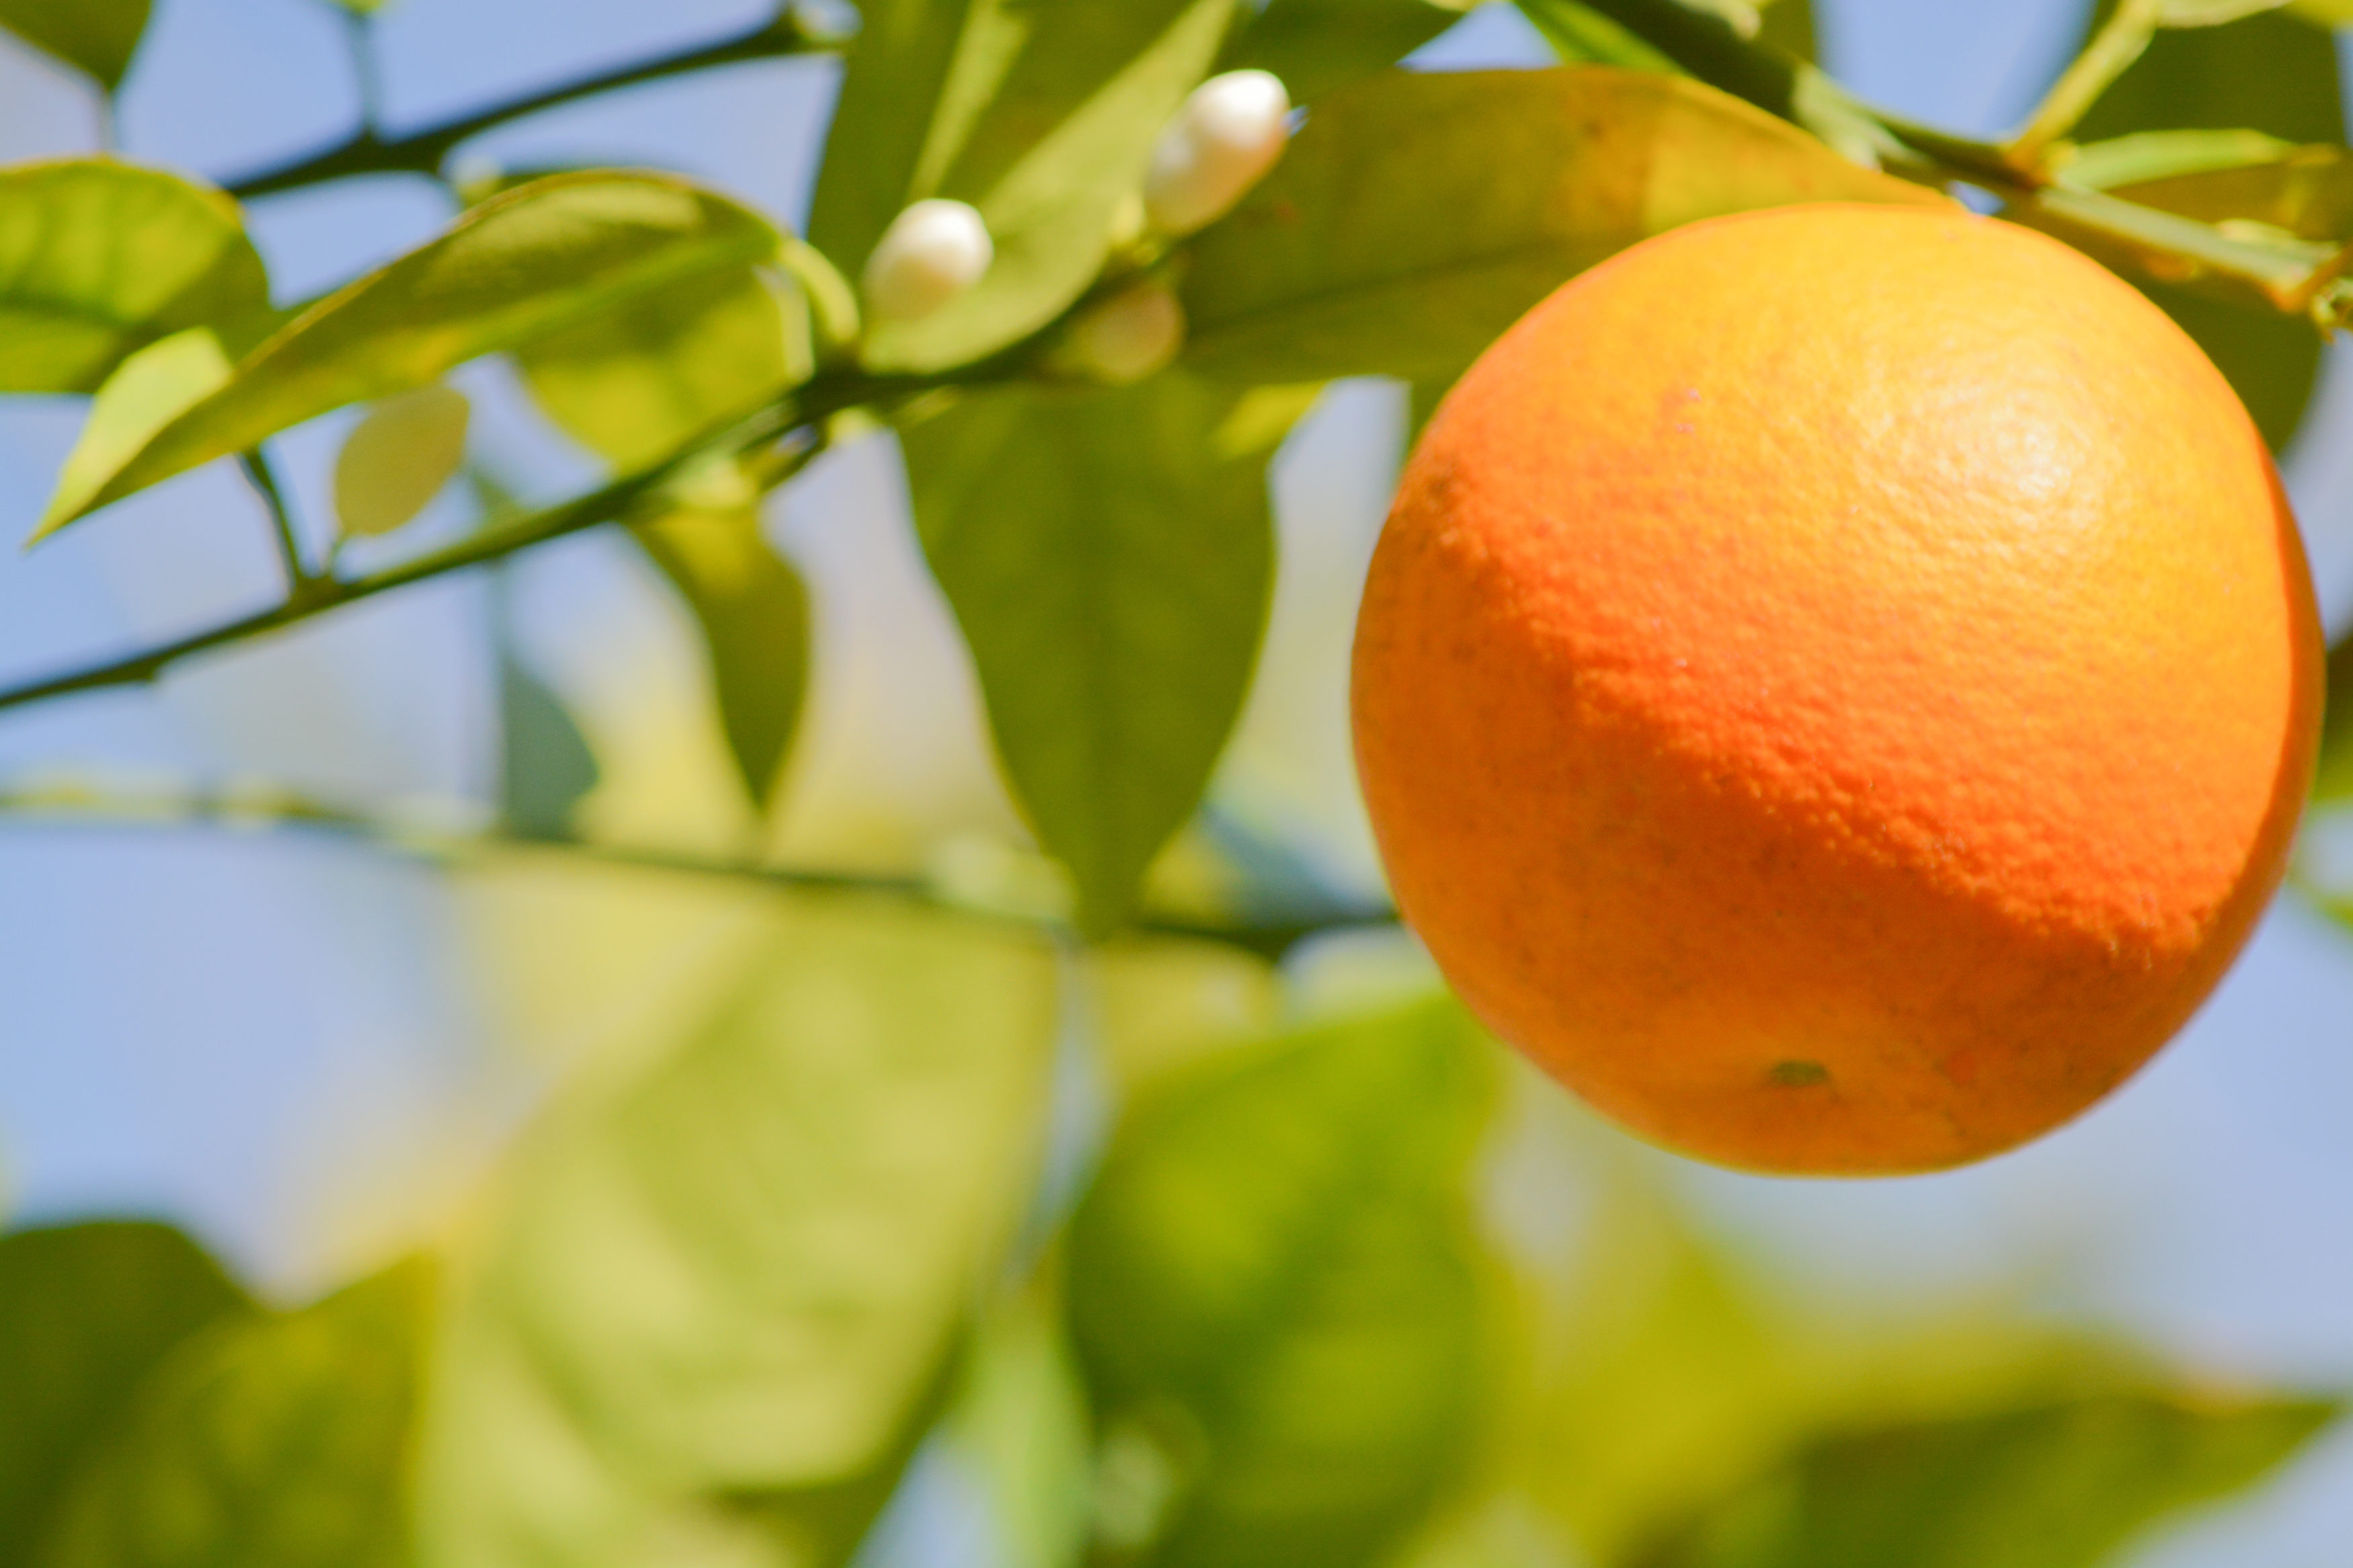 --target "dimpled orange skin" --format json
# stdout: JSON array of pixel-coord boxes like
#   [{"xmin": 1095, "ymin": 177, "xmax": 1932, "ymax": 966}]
[{"xmin": 1351, "ymin": 203, "xmax": 2323, "ymax": 1176}]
